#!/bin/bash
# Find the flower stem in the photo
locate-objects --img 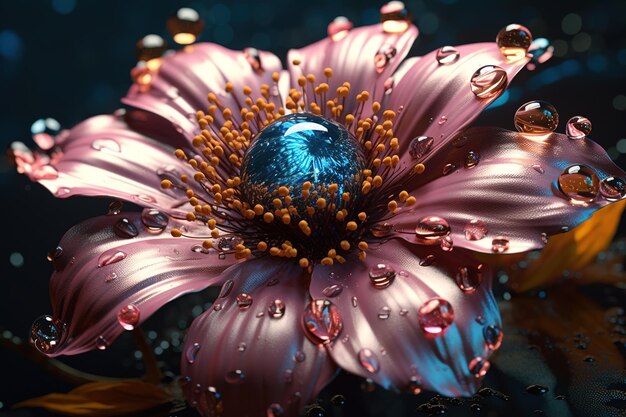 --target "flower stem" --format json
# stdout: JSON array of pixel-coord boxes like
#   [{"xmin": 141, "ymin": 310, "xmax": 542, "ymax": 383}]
[{"xmin": 131, "ymin": 328, "xmax": 162, "ymax": 384}]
